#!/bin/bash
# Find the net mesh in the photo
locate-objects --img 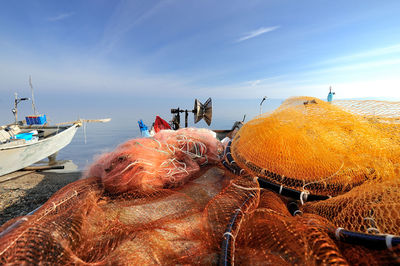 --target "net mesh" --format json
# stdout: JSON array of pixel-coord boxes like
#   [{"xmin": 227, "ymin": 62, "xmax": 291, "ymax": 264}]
[
  {"xmin": 302, "ymin": 178, "xmax": 400, "ymax": 236},
  {"xmin": 230, "ymin": 96, "xmax": 400, "ymax": 255},
  {"xmin": 1, "ymin": 105, "xmax": 400, "ymax": 264},
  {"xmin": 231, "ymin": 96, "xmax": 400, "ymax": 197},
  {"xmin": 334, "ymin": 99, "xmax": 400, "ymax": 120}
]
